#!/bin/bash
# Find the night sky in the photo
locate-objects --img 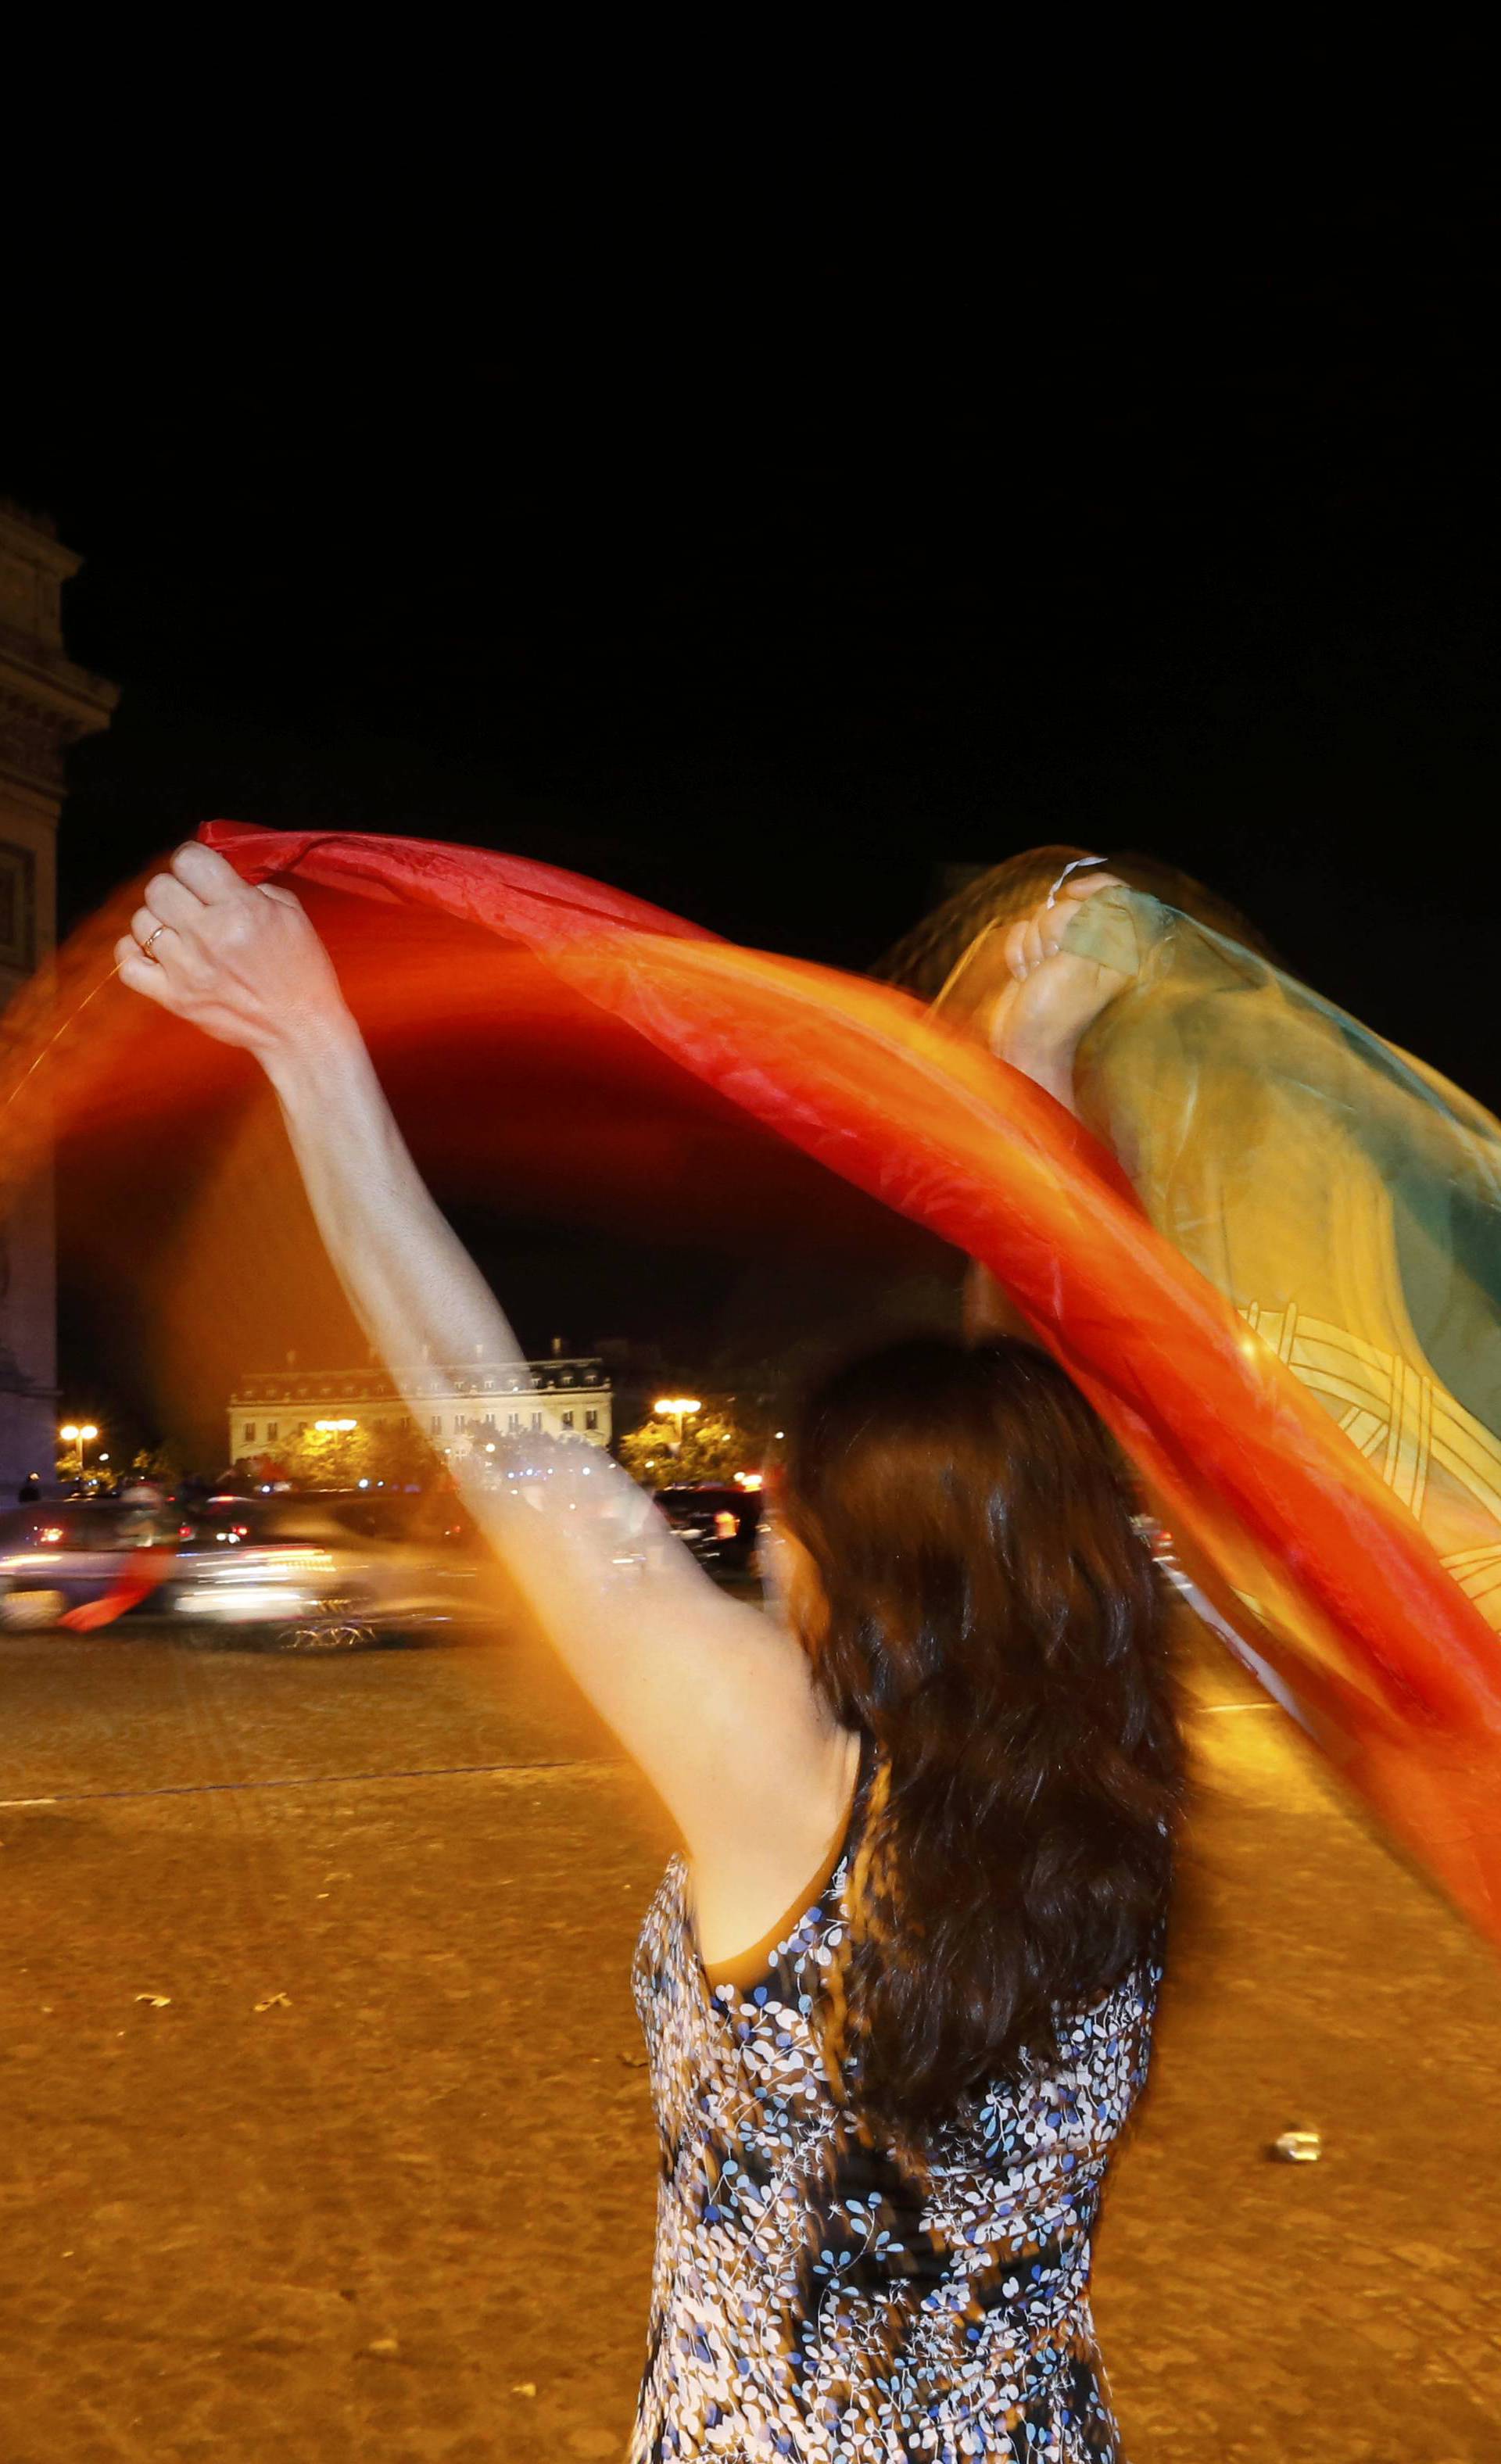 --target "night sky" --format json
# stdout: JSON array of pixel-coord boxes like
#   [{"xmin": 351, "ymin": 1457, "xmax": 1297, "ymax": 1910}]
[{"xmin": 7, "ymin": 198, "xmax": 1498, "ymax": 1451}]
